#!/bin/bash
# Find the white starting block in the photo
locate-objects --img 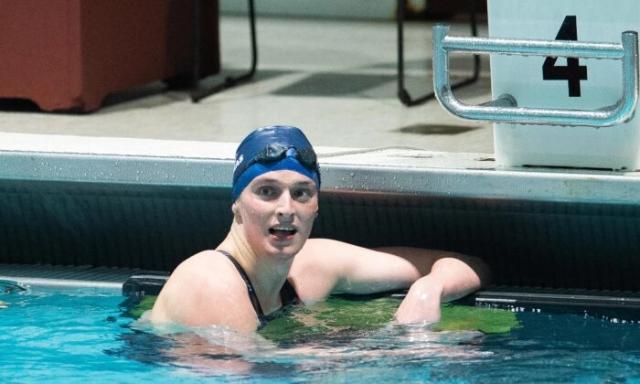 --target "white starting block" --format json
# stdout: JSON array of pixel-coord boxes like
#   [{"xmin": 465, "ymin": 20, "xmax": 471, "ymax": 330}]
[{"xmin": 433, "ymin": 0, "xmax": 640, "ymax": 170}]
